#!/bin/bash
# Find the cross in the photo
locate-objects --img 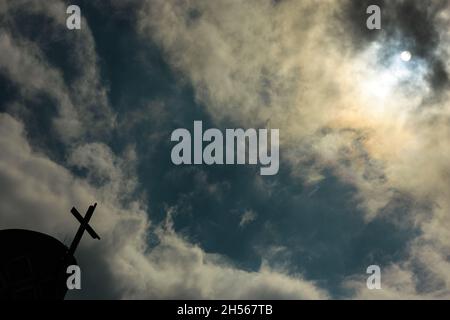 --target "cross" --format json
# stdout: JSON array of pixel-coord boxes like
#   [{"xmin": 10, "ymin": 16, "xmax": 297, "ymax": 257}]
[{"xmin": 68, "ymin": 203, "xmax": 100, "ymax": 256}]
